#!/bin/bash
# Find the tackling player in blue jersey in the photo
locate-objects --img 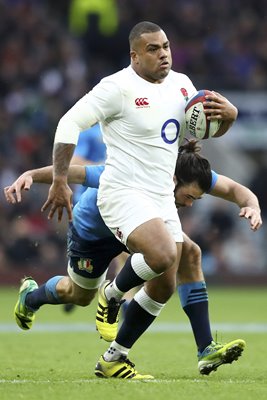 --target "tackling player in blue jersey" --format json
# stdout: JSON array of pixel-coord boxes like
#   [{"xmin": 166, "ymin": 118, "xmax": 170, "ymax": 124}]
[{"xmin": 5, "ymin": 140, "xmax": 261, "ymax": 378}]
